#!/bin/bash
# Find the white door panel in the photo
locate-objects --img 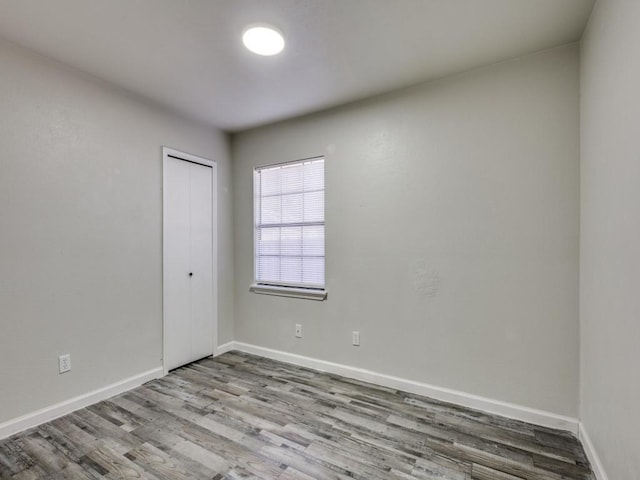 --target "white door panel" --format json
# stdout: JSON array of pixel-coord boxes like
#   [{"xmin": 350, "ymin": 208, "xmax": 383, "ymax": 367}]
[
  {"xmin": 189, "ymin": 162, "xmax": 214, "ymax": 361},
  {"xmin": 163, "ymin": 150, "xmax": 216, "ymax": 371}
]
